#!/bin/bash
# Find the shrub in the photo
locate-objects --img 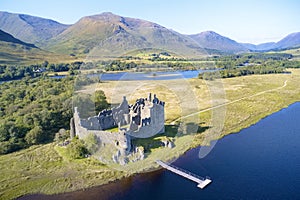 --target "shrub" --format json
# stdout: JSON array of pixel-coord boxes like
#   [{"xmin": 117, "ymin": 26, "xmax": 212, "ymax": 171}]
[{"xmin": 67, "ymin": 139, "xmax": 88, "ymax": 159}]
